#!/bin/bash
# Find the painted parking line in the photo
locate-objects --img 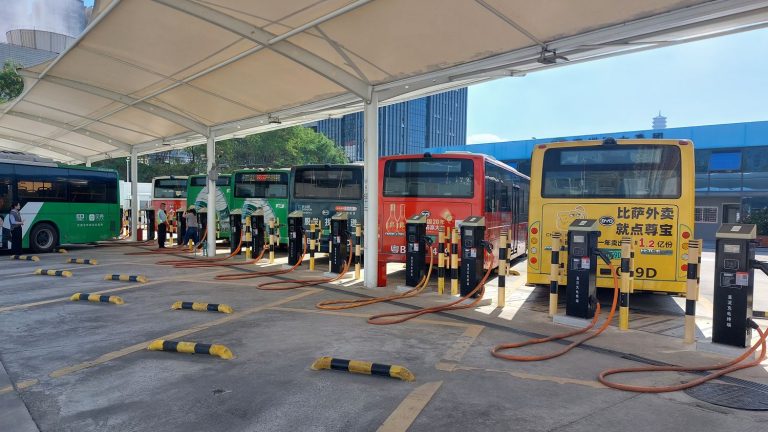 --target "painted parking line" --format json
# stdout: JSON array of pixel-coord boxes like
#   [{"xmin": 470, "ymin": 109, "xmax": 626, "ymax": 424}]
[
  {"xmin": 0, "ymin": 379, "xmax": 38, "ymax": 396},
  {"xmin": 0, "ymin": 281, "xmax": 163, "ymax": 313},
  {"xmin": 452, "ymin": 365, "xmax": 605, "ymax": 389},
  {"xmin": 48, "ymin": 289, "xmax": 321, "ymax": 379},
  {"xmin": 377, "ymin": 381, "xmax": 443, "ymax": 432},
  {"xmin": 435, "ymin": 324, "xmax": 484, "ymax": 372},
  {"xmin": 0, "ymin": 267, "xmax": 232, "ymax": 313}
]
